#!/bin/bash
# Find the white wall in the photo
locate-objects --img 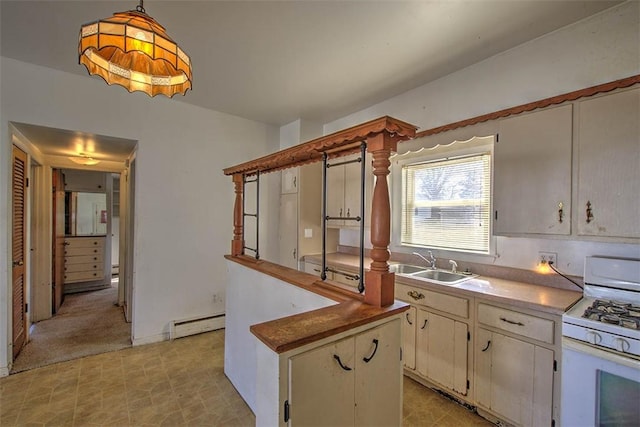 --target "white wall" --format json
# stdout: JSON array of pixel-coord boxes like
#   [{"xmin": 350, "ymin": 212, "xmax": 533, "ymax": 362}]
[
  {"xmin": 0, "ymin": 57, "xmax": 280, "ymax": 370},
  {"xmin": 224, "ymin": 260, "xmax": 335, "ymax": 413},
  {"xmin": 328, "ymin": 2, "xmax": 640, "ymax": 276}
]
